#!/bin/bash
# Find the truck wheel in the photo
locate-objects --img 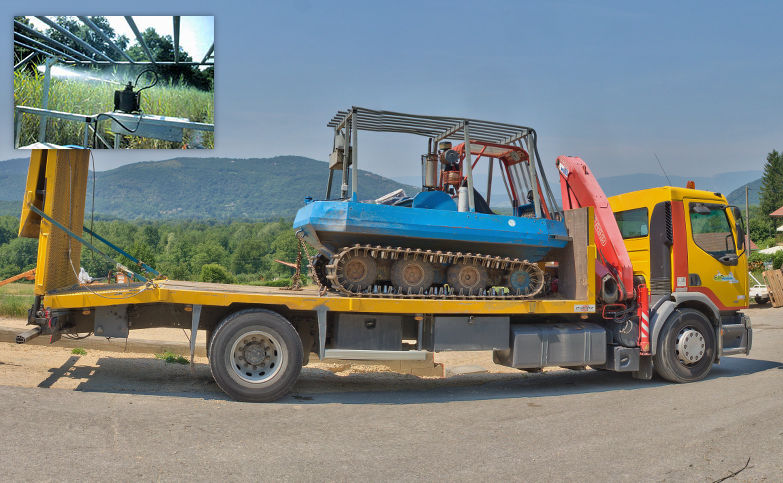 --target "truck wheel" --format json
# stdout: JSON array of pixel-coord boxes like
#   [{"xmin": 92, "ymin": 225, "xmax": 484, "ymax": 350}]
[
  {"xmin": 209, "ymin": 309, "xmax": 303, "ymax": 402},
  {"xmin": 653, "ymin": 308, "xmax": 715, "ymax": 383}
]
